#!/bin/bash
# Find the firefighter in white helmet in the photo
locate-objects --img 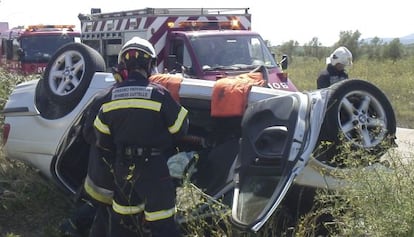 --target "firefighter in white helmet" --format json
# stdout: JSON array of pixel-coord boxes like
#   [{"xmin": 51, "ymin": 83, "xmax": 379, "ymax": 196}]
[
  {"xmin": 94, "ymin": 36, "xmax": 189, "ymax": 237},
  {"xmin": 317, "ymin": 46, "xmax": 353, "ymax": 89}
]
